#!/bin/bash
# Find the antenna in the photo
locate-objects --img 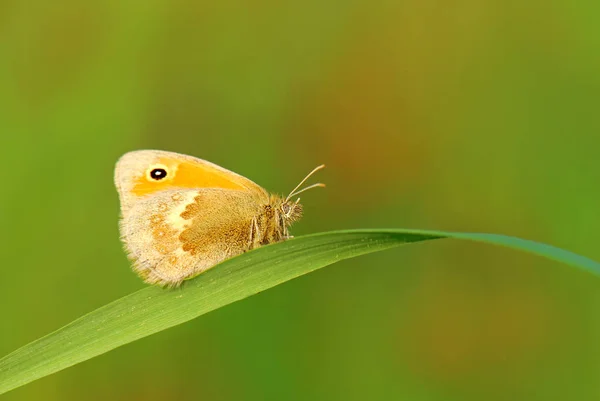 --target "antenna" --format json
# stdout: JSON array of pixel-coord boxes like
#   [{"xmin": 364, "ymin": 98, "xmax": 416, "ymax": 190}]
[{"xmin": 285, "ymin": 164, "xmax": 326, "ymax": 202}]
